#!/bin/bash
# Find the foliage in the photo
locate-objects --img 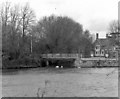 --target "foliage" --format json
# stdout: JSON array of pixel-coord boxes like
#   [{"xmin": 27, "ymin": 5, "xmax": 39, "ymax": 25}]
[
  {"xmin": 1, "ymin": 2, "xmax": 36, "ymax": 59},
  {"xmin": 33, "ymin": 15, "xmax": 93, "ymax": 56},
  {"xmin": 2, "ymin": 54, "xmax": 41, "ymax": 69},
  {"xmin": 1, "ymin": 2, "xmax": 93, "ymax": 68}
]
